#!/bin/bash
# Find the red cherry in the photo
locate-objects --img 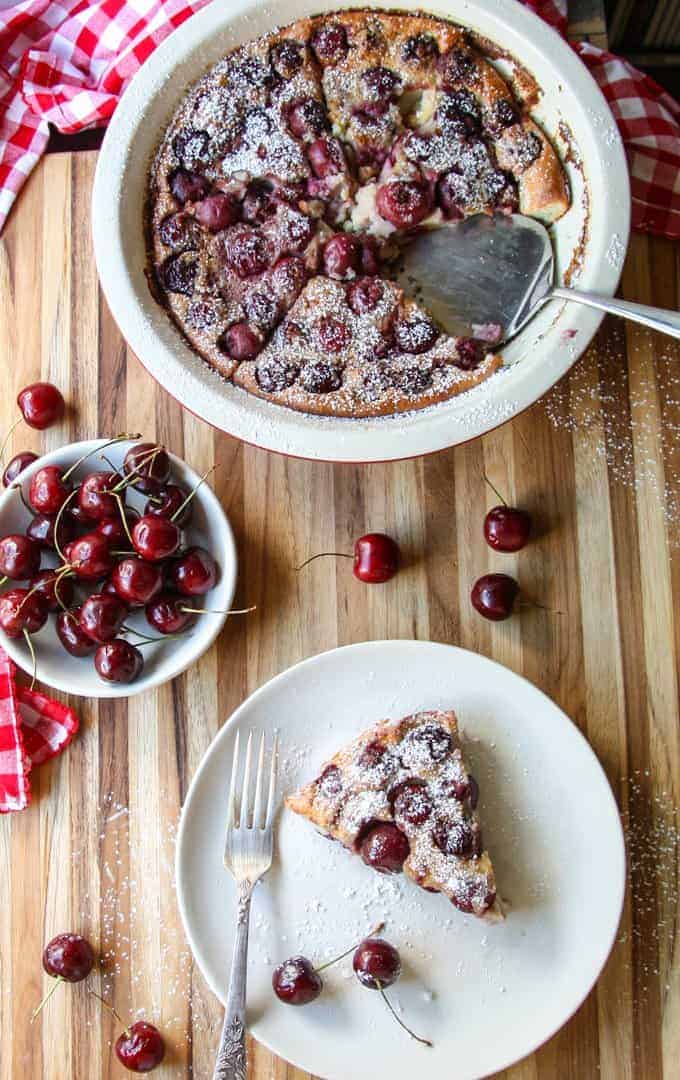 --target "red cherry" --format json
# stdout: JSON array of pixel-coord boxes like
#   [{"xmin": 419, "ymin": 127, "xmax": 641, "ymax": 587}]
[
  {"xmin": 169, "ymin": 168, "xmax": 209, "ymax": 205},
  {"xmin": 96, "ymin": 507, "xmax": 141, "ymax": 544},
  {"xmin": 0, "ymin": 588, "xmax": 48, "ymax": 637},
  {"xmin": 67, "ymin": 532, "xmax": 114, "ymax": 580},
  {"xmin": 95, "ymin": 640, "xmax": 144, "ymax": 684},
  {"xmin": 29, "ymin": 570, "xmax": 74, "ymax": 612},
  {"xmin": 27, "ymin": 512, "xmax": 76, "ymax": 552},
  {"xmin": 311, "ymin": 22, "xmax": 349, "ymax": 64},
  {"xmin": 115, "ymin": 1021, "xmax": 165, "ymax": 1073},
  {"xmin": 360, "ymin": 823, "xmax": 410, "ymax": 874},
  {"xmin": 194, "ymin": 192, "xmax": 240, "ymax": 232},
  {"xmin": 219, "ymin": 322, "xmax": 262, "ymax": 362},
  {"xmin": 145, "ymin": 594, "xmax": 196, "ymax": 635},
  {"xmin": 376, "ymin": 180, "xmax": 433, "ymax": 228},
  {"xmin": 483, "ymin": 505, "xmax": 532, "ymax": 552},
  {"xmin": 28, "ymin": 466, "xmax": 71, "ymax": 515},
  {"xmin": 223, "ymin": 225, "xmax": 271, "ymax": 278},
  {"xmin": 323, "ymin": 234, "xmax": 360, "ymax": 279},
  {"xmin": 307, "ymin": 138, "xmax": 343, "ymax": 179},
  {"xmin": 78, "ymin": 593, "xmax": 128, "ymax": 644},
  {"xmin": 56, "ymin": 609, "xmax": 97, "ymax": 657},
  {"xmin": 144, "ymin": 485, "xmax": 192, "ymax": 527},
  {"xmin": 0, "ymin": 533, "xmax": 41, "ymax": 579},
  {"xmin": 471, "ymin": 573, "xmax": 519, "ymax": 620},
  {"xmin": 272, "ymin": 957, "xmax": 322, "ymax": 1006},
  {"xmin": 77, "ymin": 471, "xmax": 122, "ymax": 522},
  {"xmin": 132, "ymin": 515, "xmax": 181, "ymax": 562},
  {"xmin": 347, "ymin": 277, "xmax": 384, "ymax": 314},
  {"xmin": 288, "ymin": 98, "xmax": 327, "ymax": 139},
  {"xmin": 112, "ymin": 558, "xmax": 164, "ymax": 607},
  {"xmin": 353, "ymin": 938, "xmax": 401, "ymax": 989},
  {"xmin": 169, "ymin": 547, "xmax": 218, "ymax": 596},
  {"xmin": 17, "ymin": 383, "xmax": 65, "ymax": 430},
  {"xmin": 43, "ymin": 933, "xmax": 94, "ymax": 982},
  {"xmin": 353, "ymin": 534, "xmax": 400, "ymax": 583},
  {"xmin": 123, "ymin": 443, "xmax": 170, "ymax": 494},
  {"xmin": 3, "ymin": 450, "xmax": 38, "ymax": 487}
]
